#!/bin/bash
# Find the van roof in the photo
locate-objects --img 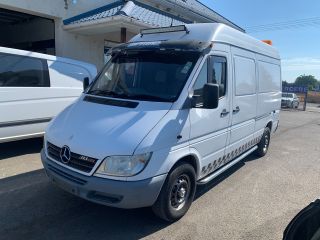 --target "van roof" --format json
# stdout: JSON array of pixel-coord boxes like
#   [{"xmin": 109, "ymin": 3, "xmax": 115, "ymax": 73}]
[
  {"xmin": 0, "ymin": 46, "xmax": 97, "ymax": 71},
  {"xmin": 130, "ymin": 23, "xmax": 280, "ymax": 60}
]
